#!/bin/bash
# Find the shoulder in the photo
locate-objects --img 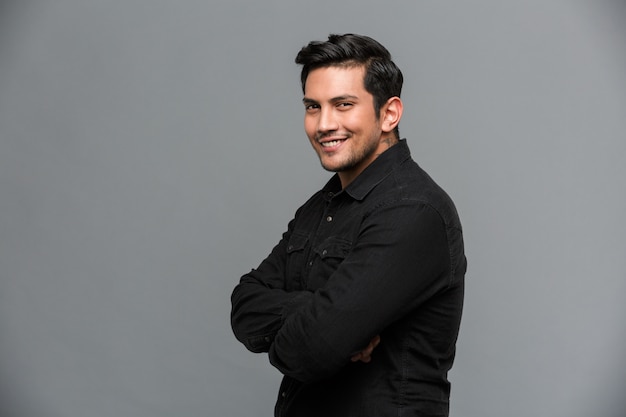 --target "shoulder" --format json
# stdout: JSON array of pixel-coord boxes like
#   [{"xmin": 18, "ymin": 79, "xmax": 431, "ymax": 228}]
[{"xmin": 368, "ymin": 158, "xmax": 463, "ymax": 230}]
